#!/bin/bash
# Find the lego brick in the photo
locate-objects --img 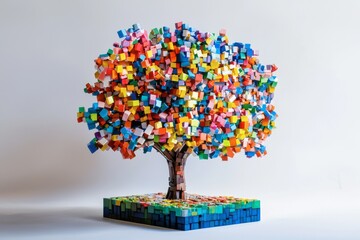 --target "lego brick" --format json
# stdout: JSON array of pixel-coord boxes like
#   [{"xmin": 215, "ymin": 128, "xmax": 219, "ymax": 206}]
[
  {"xmin": 103, "ymin": 193, "xmax": 260, "ymax": 231},
  {"xmin": 77, "ymin": 22, "xmax": 278, "ymax": 161}
]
